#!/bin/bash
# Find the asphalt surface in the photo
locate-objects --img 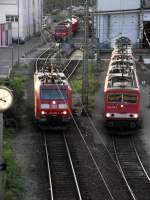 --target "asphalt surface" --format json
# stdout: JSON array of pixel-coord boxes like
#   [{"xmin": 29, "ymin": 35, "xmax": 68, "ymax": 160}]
[{"xmin": 0, "ymin": 36, "xmax": 45, "ymax": 78}]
